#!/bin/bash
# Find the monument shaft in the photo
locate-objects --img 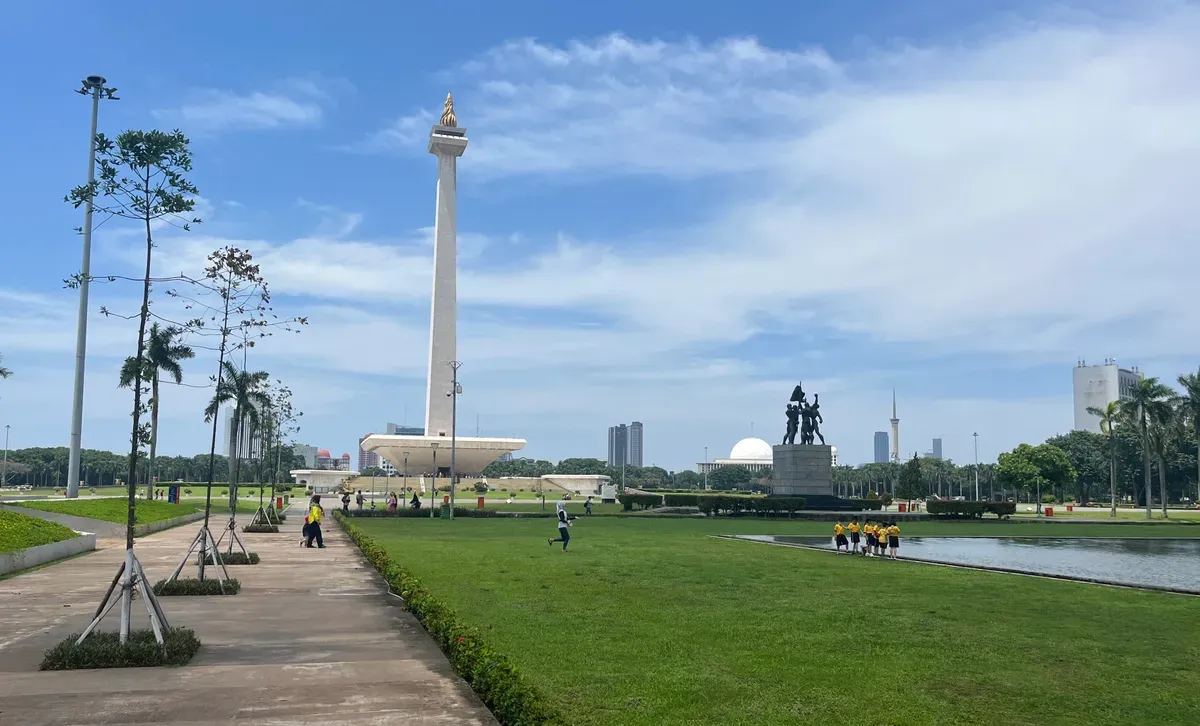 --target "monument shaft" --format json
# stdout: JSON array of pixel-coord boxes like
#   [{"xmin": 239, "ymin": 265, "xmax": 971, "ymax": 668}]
[{"xmin": 425, "ymin": 148, "xmax": 461, "ymax": 436}]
